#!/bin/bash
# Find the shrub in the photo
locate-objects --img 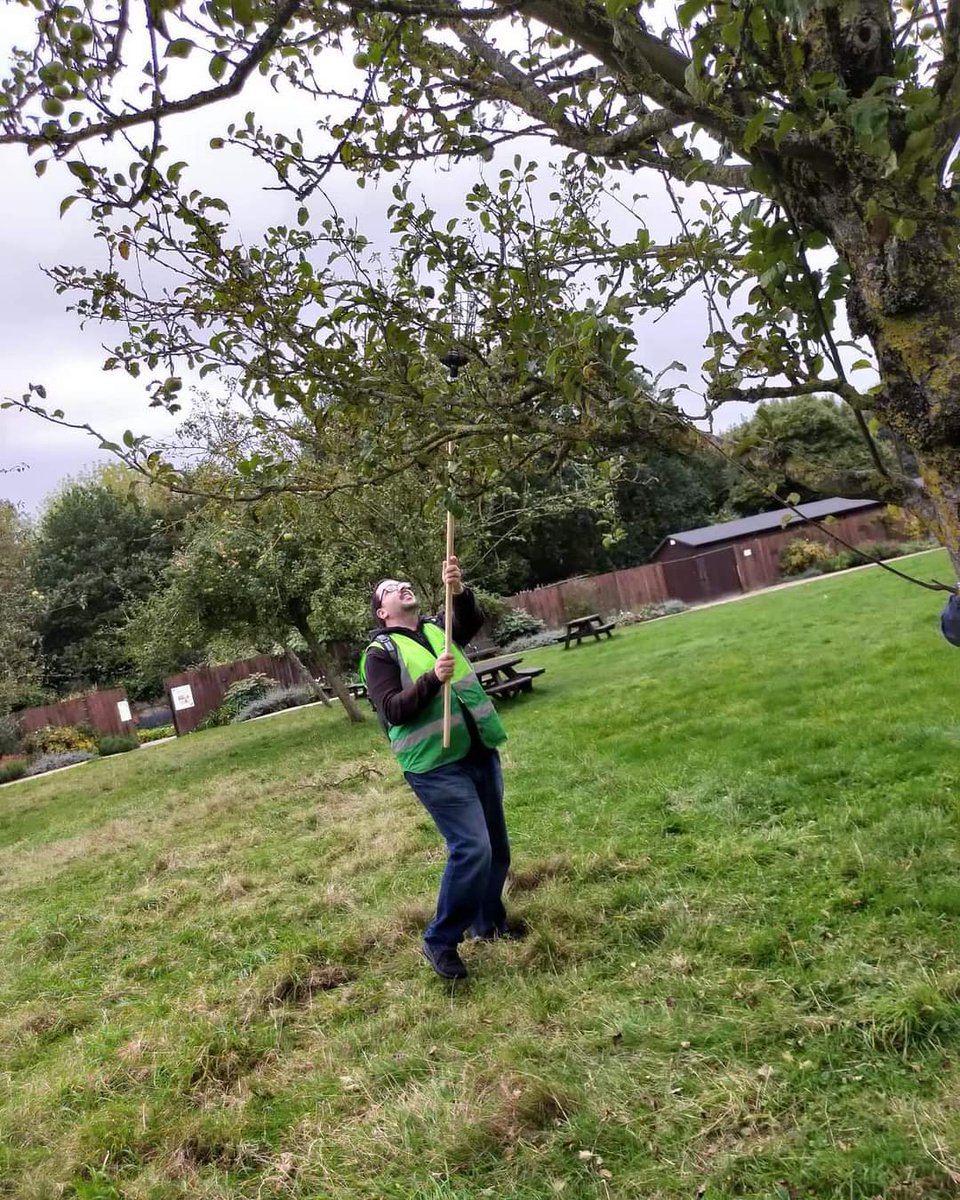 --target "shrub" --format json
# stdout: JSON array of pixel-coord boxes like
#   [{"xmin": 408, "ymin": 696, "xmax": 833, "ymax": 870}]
[
  {"xmin": 139, "ymin": 724, "xmax": 175, "ymax": 744},
  {"xmin": 501, "ymin": 630, "xmax": 563, "ymax": 653},
  {"xmin": 233, "ymin": 686, "xmax": 317, "ymax": 722},
  {"xmin": 24, "ymin": 751, "xmax": 97, "ymax": 777},
  {"xmin": 493, "ymin": 608, "xmax": 544, "ymax": 646},
  {"xmin": 817, "ymin": 541, "xmax": 932, "ymax": 576},
  {"xmin": 473, "ymin": 588, "xmax": 511, "ymax": 628},
  {"xmin": 205, "ymin": 674, "xmax": 280, "ymax": 727},
  {"xmin": 23, "ymin": 725, "xmax": 97, "ymax": 756},
  {"xmin": 858, "ymin": 539, "xmax": 910, "ymax": 561},
  {"xmin": 820, "ymin": 550, "xmax": 860, "ymax": 574},
  {"xmin": 96, "ymin": 734, "xmax": 140, "ymax": 757},
  {"xmin": 614, "ymin": 600, "xmax": 688, "ymax": 626},
  {"xmin": 225, "ymin": 672, "xmax": 279, "ymax": 711},
  {"xmin": 0, "ymin": 759, "xmax": 27, "ymax": 784},
  {"xmin": 780, "ymin": 538, "xmax": 832, "ymax": 576},
  {"xmin": 0, "ymin": 715, "xmax": 21, "ymax": 757}
]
